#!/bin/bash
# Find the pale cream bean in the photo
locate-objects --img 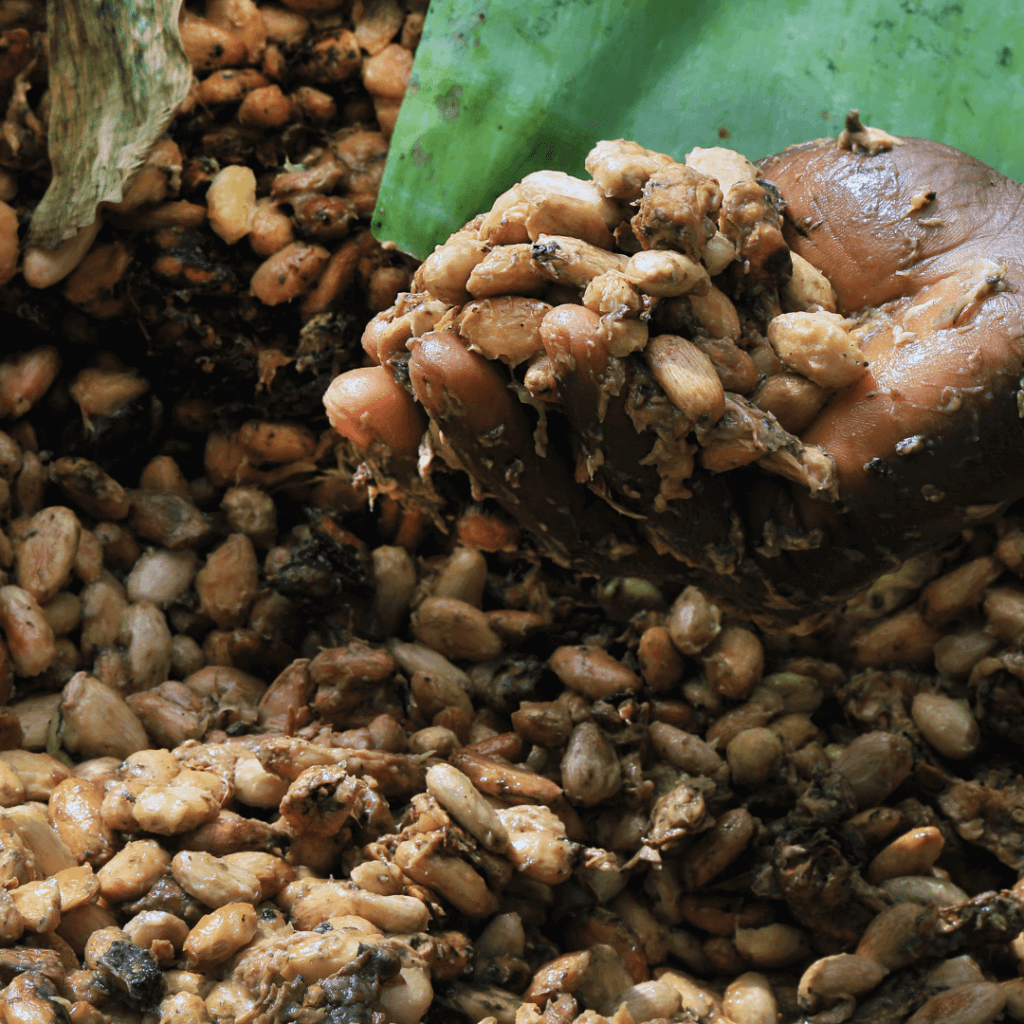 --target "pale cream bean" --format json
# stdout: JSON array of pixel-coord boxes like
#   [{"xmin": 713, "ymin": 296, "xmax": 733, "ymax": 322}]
[
  {"xmin": 608, "ymin": 980, "xmax": 681, "ymax": 1021},
  {"xmin": 723, "ymin": 971, "xmax": 777, "ymax": 1024},
  {"xmin": 97, "ymin": 840, "xmax": 171, "ymax": 901},
  {"xmin": 426, "ymin": 763, "xmax": 509, "ymax": 853},
  {"xmin": 648, "ymin": 722, "xmax": 723, "ymax": 775},
  {"xmin": 2, "ymin": 803, "xmax": 77, "ymax": 876},
  {"xmin": 419, "ymin": 235, "xmax": 491, "ymax": 305},
  {"xmin": 0, "ymin": 759, "xmax": 24, "ymax": 807},
  {"xmin": 782, "ymin": 251, "xmax": 838, "ymax": 312},
  {"xmin": 734, "ymin": 922, "xmax": 808, "ymax": 968},
  {"xmin": 233, "ymin": 756, "xmax": 288, "ymax": 808},
  {"xmin": 52, "ymin": 864, "xmax": 99, "ymax": 912},
  {"xmin": 0, "ymin": 886, "xmax": 23, "ymax": 944},
  {"xmin": 58, "ymin": 672, "xmax": 149, "ymax": 759},
  {"xmin": 585, "ymin": 138, "xmax": 674, "ymax": 202},
  {"xmin": 0, "ymin": 585, "xmax": 55, "ymax": 676},
  {"xmin": 161, "ymin": 990, "xmax": 212, "ymax": 1024},
  {"xmin": 9, "ymin": 876, "xmax": 60, "ymax": 933},
  {"xmin": 178, "ymin": 8, "xmax": 246, "ymax": 70},
  {"xmin": 387, "ymin": 639, "xmax": 472, "ymax": 692},
  {"xmin": 933, "ymin": 626, "xmax": 997, "ymax": 677},
  {"xmin": 643, "ymin": 334, "xmax": 725, "ymax": 425},
  {"xmin": 0, "ymin": 347, "xmax": 61, "ymax": 421},
  {"xmin": 172, "ymin": 850, "xmax": 261, "ymax": 908},
  {"xmin": 260, "ymin": 2, "xmax": 310, "ymax": 44},
  {"xmin": 880, "ymin": 875, "xmax": 969, "ymax": 906},
  {"xmin": 911, "ymin": 692, "xmax": 979, "ymax": 759},
  {"xmin": 867, "ymin": 826, "xmax": 944, "ymax": 884},
  {"xmin": 767, "ymin": 311, "xmax": 867, "ymax": 388},
  {"xmin": 495, "ymin": 804, "xmax": 575, "ymax": 885},
  {"xmin": 455, "ymin": 297, "xmax": 551, "ymax": 367},
  {"xmin": 48, "ymin": 777, "xmax": 115, "ymax": 867},
  {"xmin": 23, "ymin": 219, "xmax": 103, "ymax": 289},
  {"xmin": 221, "ymin": 487, "xmax": 277, "ymax": 547},
  {"xmin": 131, "ymin": 783, "xmax": 221, "ymax": 835},
  {"xmin": 378, "ymin": 965, "xmax": 433, "ymax": 1024},
  {"xmin": 124, "ymin": 909, "xmax": 190, "ymax": 956},
  {"xmin": 126, "ymin": 549, "xmax": 198, "ymax": 608},
  {"xmin": 371, "ymin": 545, "xmax": 416, "ymax": 635},
  {"xmin": 118, "ymin": 601, "xmax": 173, "ymax": 691},
  {"xmin": 411, "ymin": 666, "xmax": 473, "ymax": 718},
  {"xmin": 205, "ymin": 166, "xmax": 257, "ymax": 245},
  {"xmin": 250, "ymin": 241, "xmax": 330, "ymax": 304},
  {"xmin": 678, "ymin": 807, "xmax": 755, "ymax": 890},
  {"xmin": 626, "ymin": 249, "xmax": 710, "ymax": 296},
  {"xmin": 924, "ymin": 955, "xmax": 985, "ymax": 991},
  {"xmin": 395, "ymin": 834, "xmax": 497, "ymax": 918},
  {"xmin": 184, "ymin": 902, "xmax": 258, "ymax": 970},
  {"xmin": 123, "ymin": 747, "xmax": 180, "ymax": 783},
  {"xmin": 221, "ymin": 852, "xmax": 294, "ymax": 900},
  {"xmin": 1003, "ymin": 978, "xmax": 1024, "ymax": 1022},
  {"xmin": 348, "ymin": 859, "xmax": 406, "ymax": 897},
  {"xmin": 855, "ymin": 901, "xmax": 935, "ymax": 971},
  {"xmin": 466, "ymin": 242, "xmax": 549, "ymax": 297},
  {"xmin": 0, "ymin": 751, "xmax": 69, "ymax": 801}
]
